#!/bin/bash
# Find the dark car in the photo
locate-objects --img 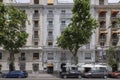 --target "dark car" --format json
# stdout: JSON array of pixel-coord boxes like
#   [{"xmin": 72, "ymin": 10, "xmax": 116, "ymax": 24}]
[
  {"xmin": 60, "ymin": 65, "xmax": 82, "ymax": 78},
  {"xmin": 110, "ymin": 71, "xmax": 120, "ymax": 78},
  {"xmin": 2, "ymin": 70, "xmax": 28, "ymax": 78},
  {"xmin": 83, "ymin": 70, "xmax": 108, "ymax": 78}
]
